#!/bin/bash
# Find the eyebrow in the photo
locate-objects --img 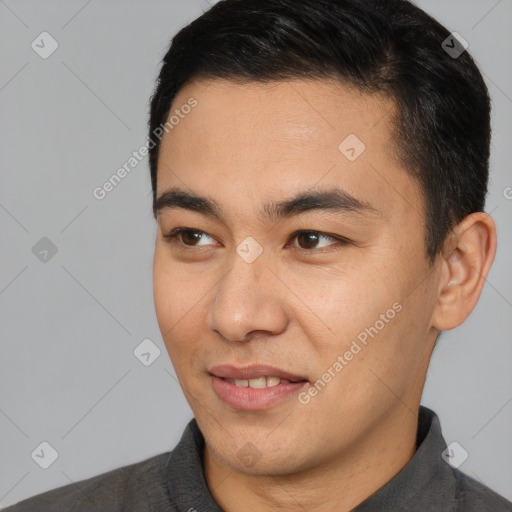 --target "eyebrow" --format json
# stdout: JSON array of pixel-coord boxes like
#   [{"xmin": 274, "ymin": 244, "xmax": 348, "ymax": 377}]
[{"xmin": 154, "ymin": 186, "xmax": 380, "ymax": 223}]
